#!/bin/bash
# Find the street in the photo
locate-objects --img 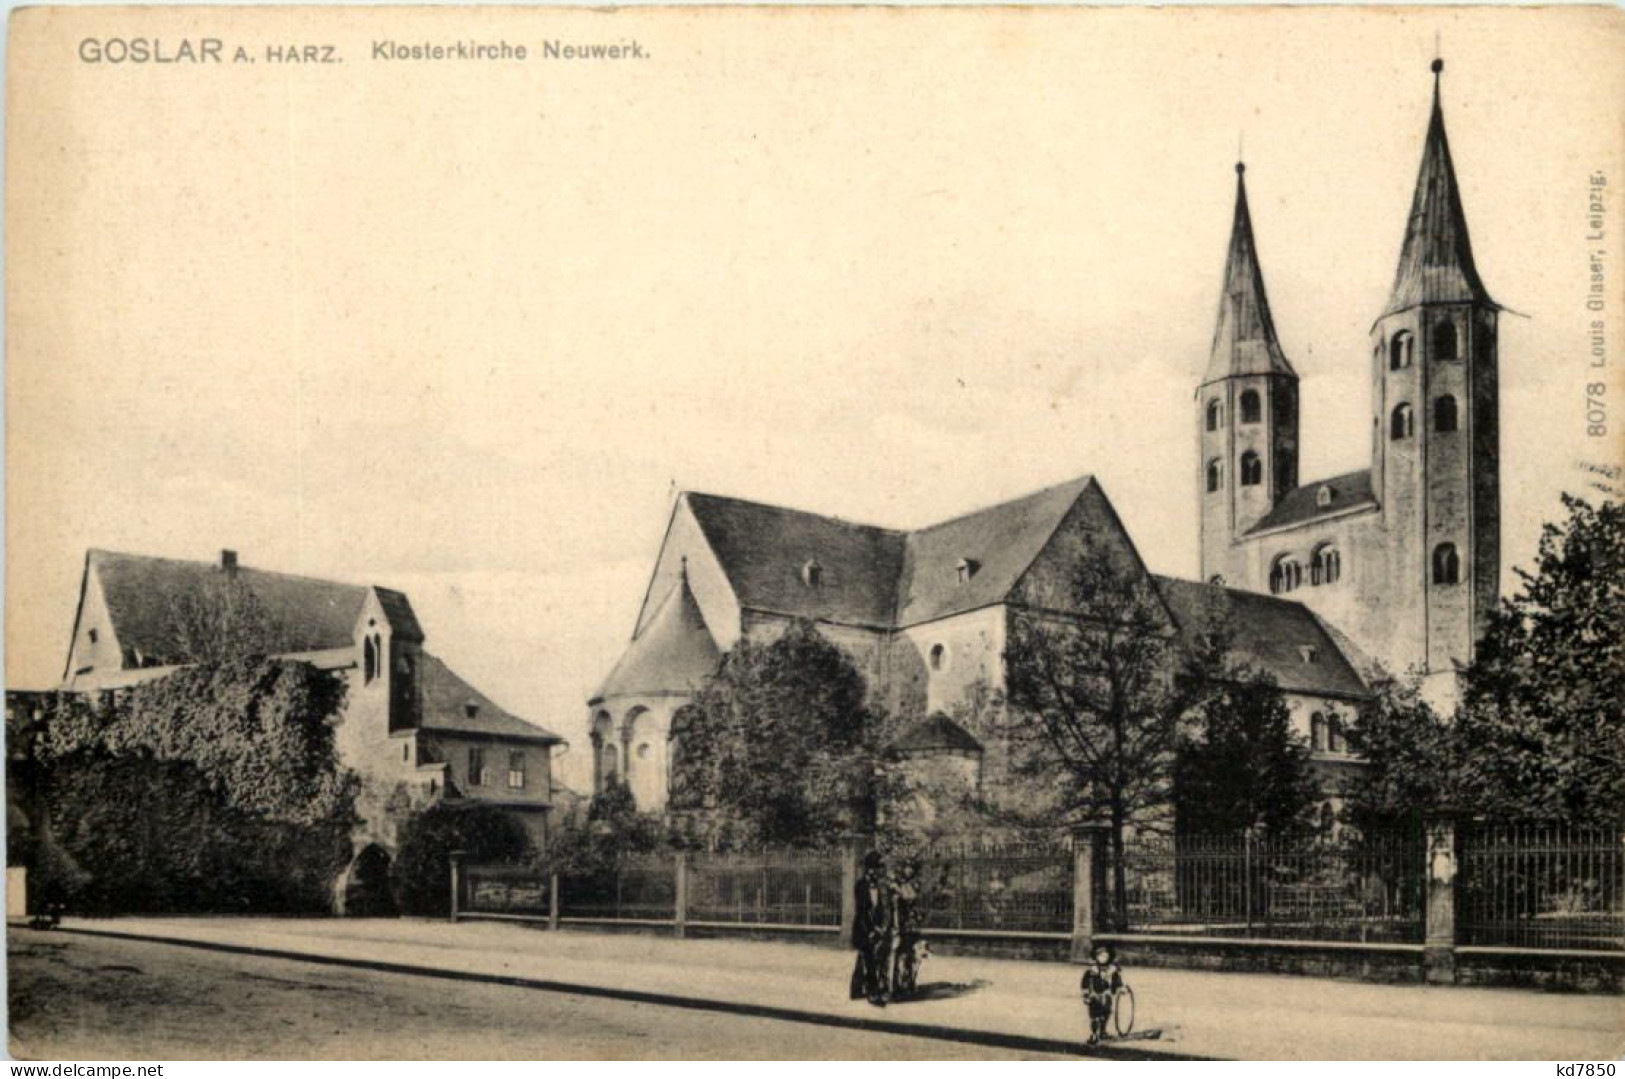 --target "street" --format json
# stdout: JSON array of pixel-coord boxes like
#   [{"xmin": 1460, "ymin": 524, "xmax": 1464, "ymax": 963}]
[{"xmin": 7, "ymin": 930, "xmax": 1065, "ymax": 1060}]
